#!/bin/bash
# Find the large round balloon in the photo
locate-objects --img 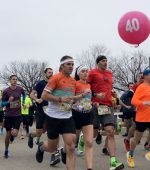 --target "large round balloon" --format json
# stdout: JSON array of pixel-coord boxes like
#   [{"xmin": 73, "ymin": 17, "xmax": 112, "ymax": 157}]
[{"xmin": 118, "ymin": 11, "xmax": 150, "ymax": 45}]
